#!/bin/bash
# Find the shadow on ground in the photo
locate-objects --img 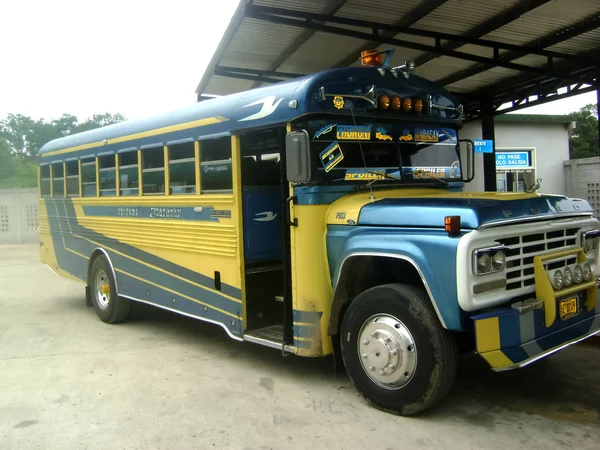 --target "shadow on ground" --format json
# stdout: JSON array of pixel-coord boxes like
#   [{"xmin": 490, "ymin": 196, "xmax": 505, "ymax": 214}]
[{"xmin": 64, "ymin": 292, "xmax": 600, "ymax": 428}]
